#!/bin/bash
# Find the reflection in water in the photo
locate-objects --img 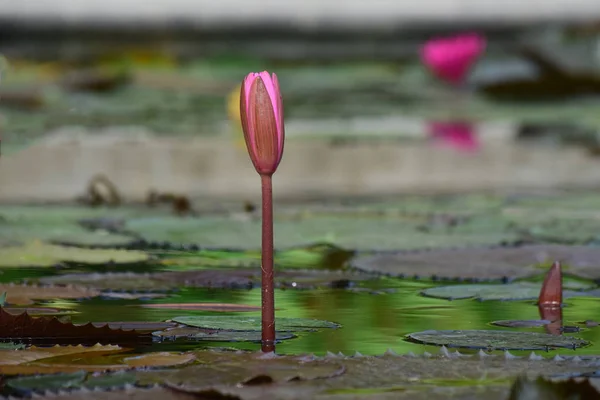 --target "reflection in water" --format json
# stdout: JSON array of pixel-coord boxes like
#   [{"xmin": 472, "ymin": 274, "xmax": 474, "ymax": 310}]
[
  {"xmin": 8, "ymin": 267, "xmax": 599, "ymax": 357},
  {"xmin": 539, "ymin": 305, "xmax": 563, "ymax": 336},
  {"xmin": 428, "ymin": 121, "xmax": 480, "ymax": 153}
]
